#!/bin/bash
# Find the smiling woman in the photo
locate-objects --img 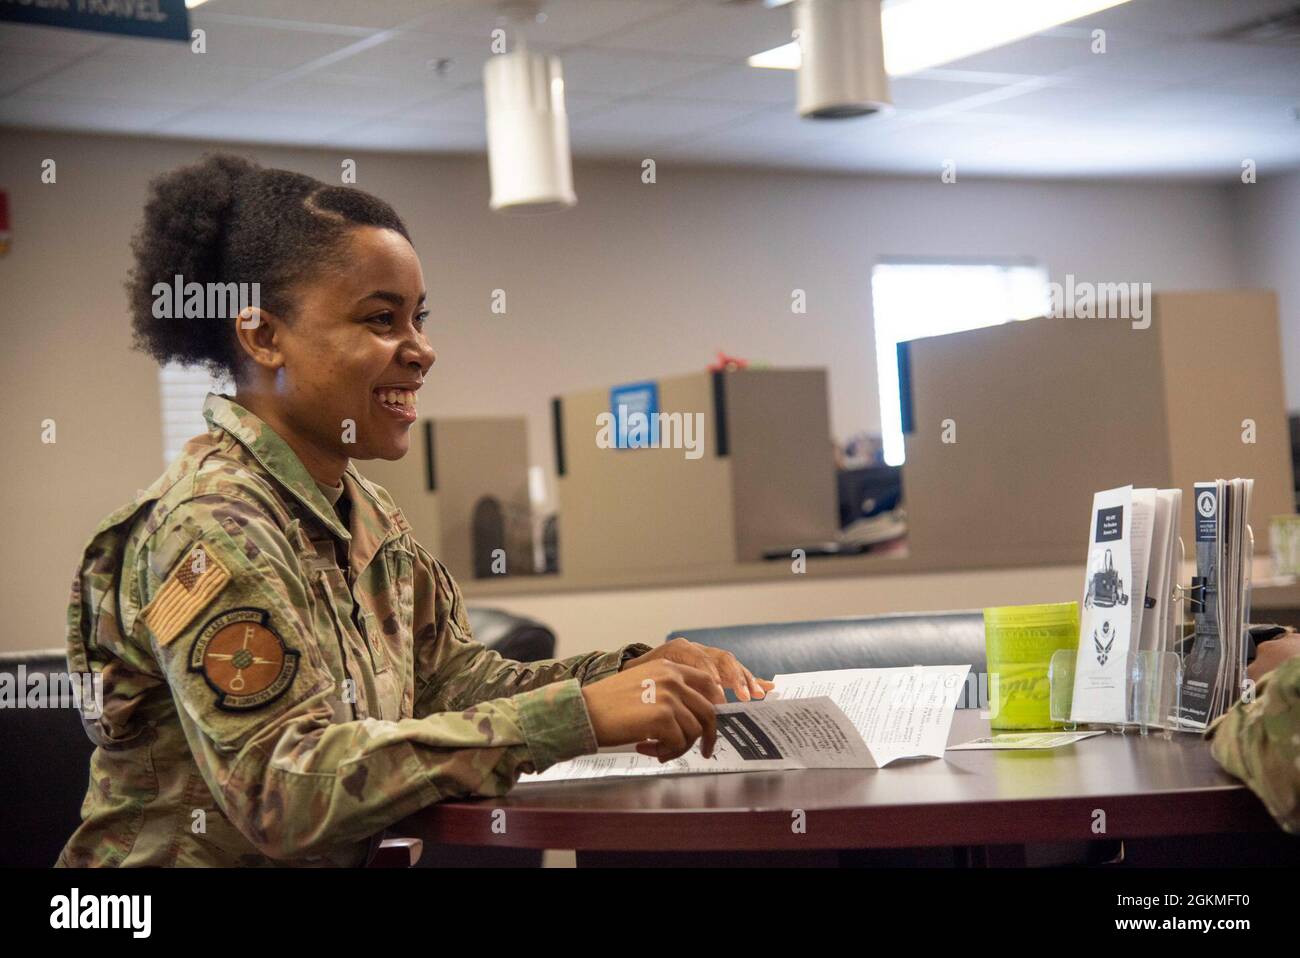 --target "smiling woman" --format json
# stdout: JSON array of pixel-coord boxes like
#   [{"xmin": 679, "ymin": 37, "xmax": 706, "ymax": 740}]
[{"xmin": 58, "ymin": 152, "xmax": 766, "ymax": 868}]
